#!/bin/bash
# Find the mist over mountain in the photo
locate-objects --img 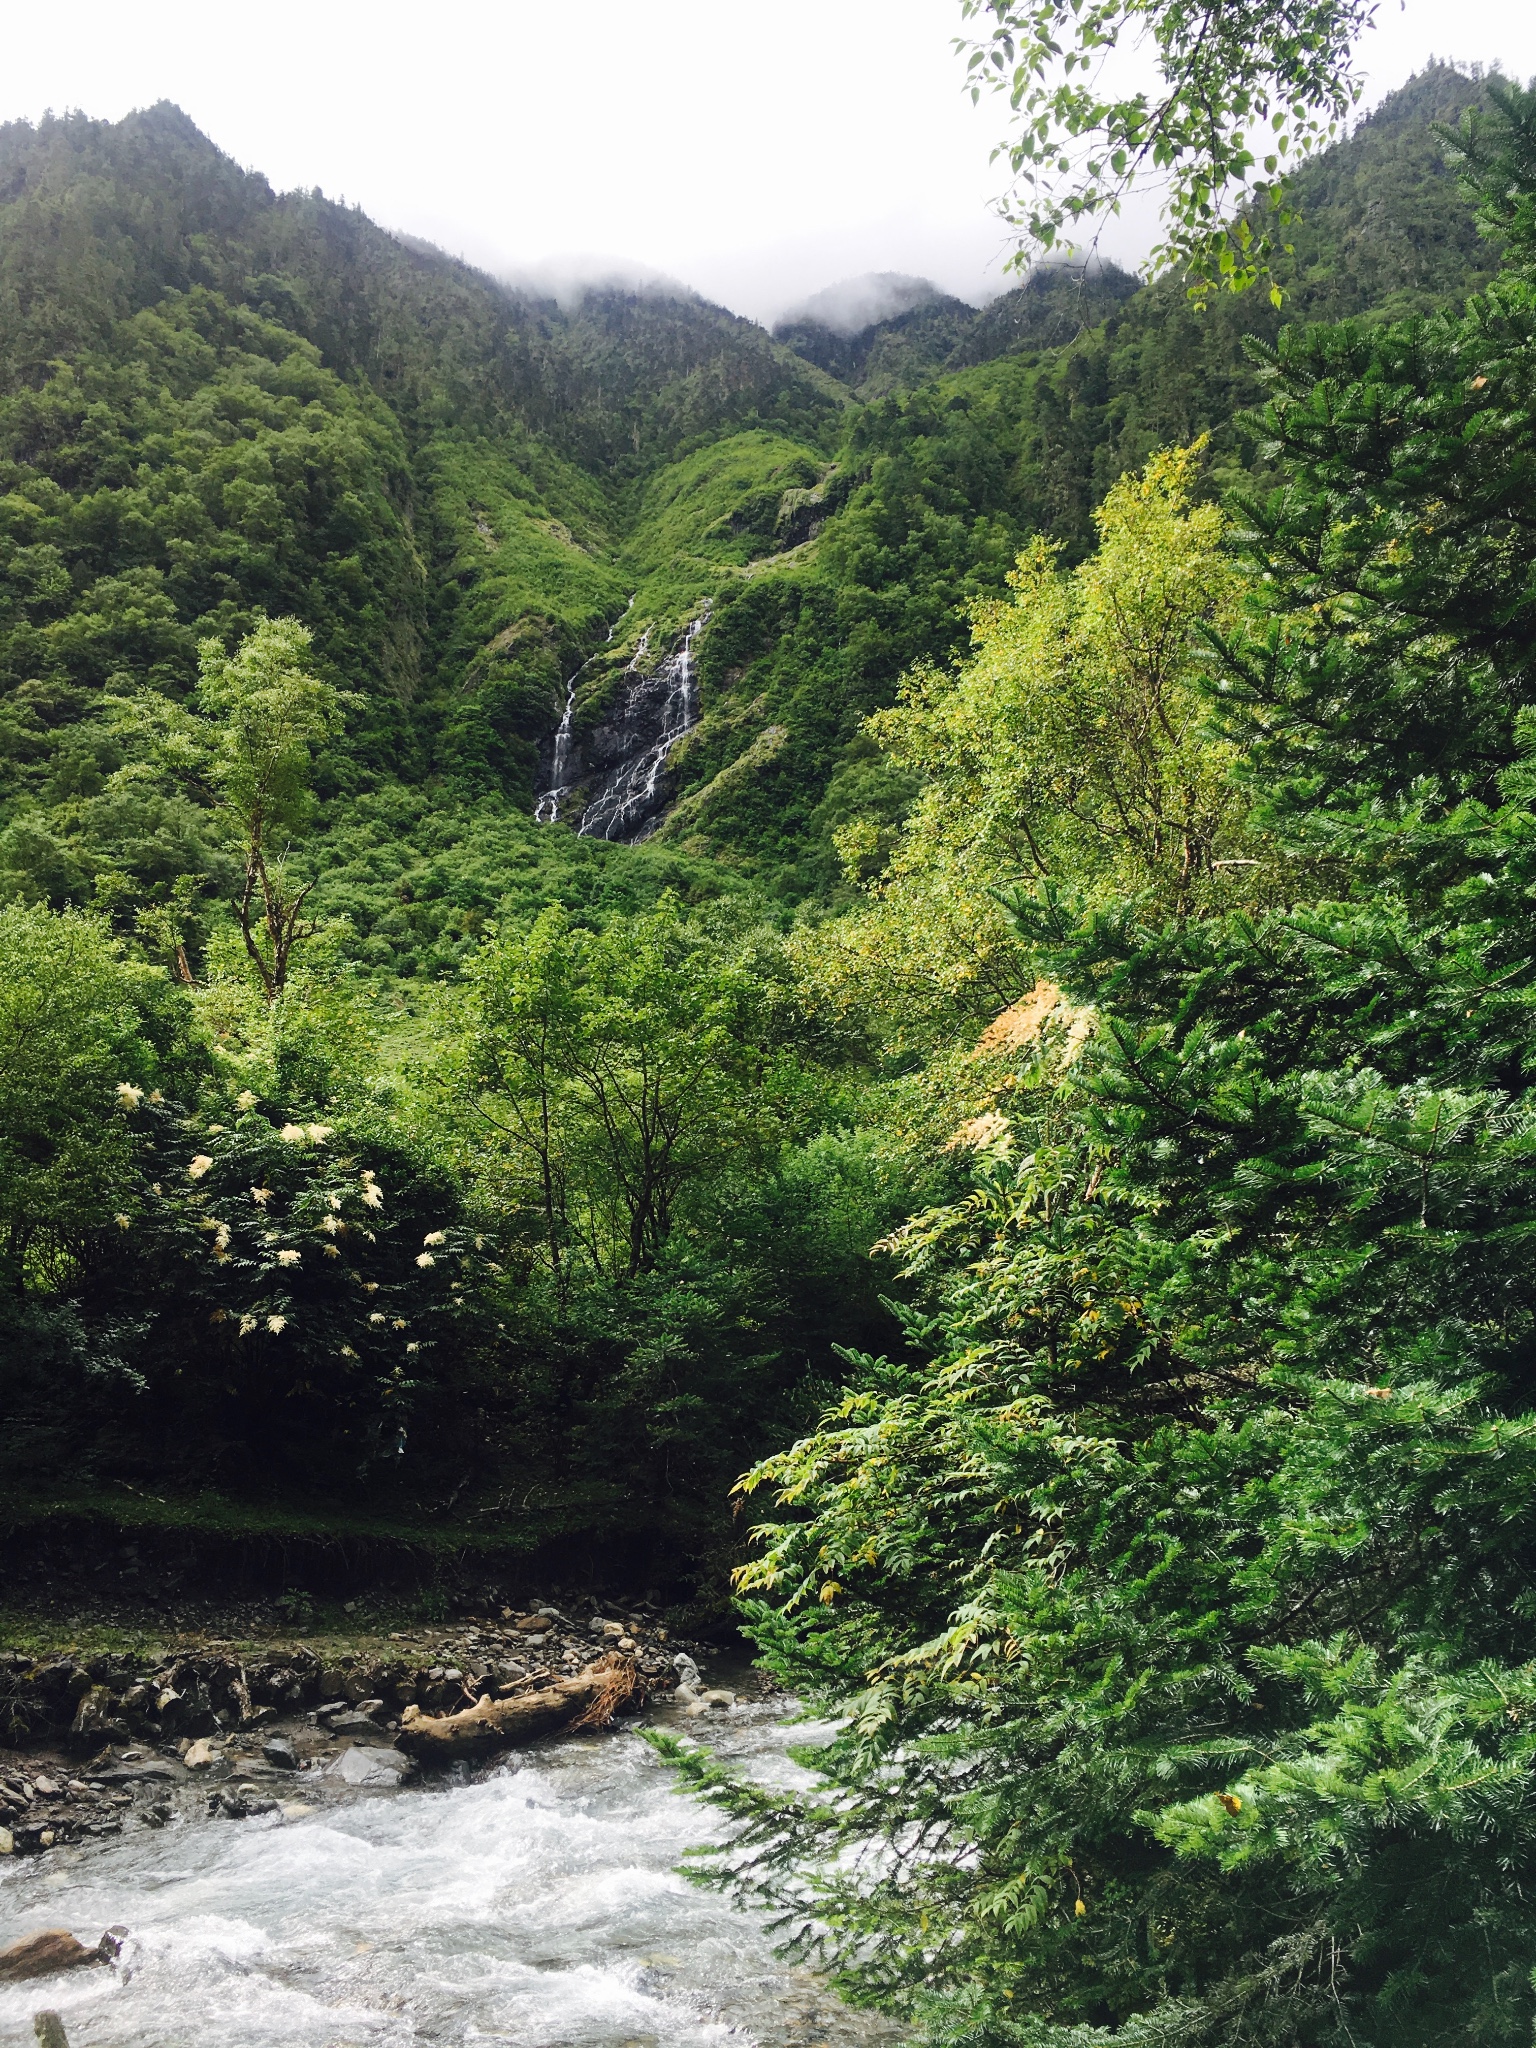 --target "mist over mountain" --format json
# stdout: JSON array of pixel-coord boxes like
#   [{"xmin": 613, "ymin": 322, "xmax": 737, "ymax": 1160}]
[
  {"xmin": 770, "ymin": 259, "xmax": 1147, "ymax": 397},
  {"xmin": 778, "ymin": 271, "xmax": 968, "ymax": 336},
  {"xmin": 773, "ymin": 275, "xmax": 977, "ymax": 396},
  {"xmin": 498, "ymin": 256, "xmax": 697, "ymax": 313}
]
